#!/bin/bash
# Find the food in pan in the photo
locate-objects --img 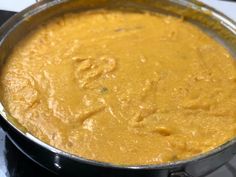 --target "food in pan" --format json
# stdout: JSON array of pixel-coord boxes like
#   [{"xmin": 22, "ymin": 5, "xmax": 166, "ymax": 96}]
[{"xmin": 1, "ymin": 10, "xmax": 236, "ymax": 165}]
